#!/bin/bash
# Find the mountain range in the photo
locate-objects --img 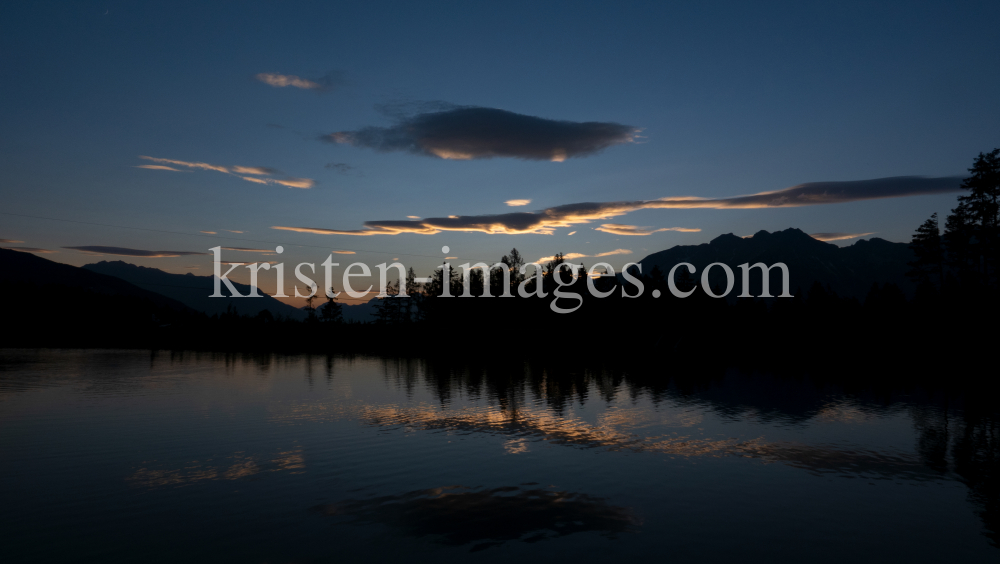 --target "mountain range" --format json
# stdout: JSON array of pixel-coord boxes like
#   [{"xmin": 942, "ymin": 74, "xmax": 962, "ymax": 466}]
[
  {"xmin": 633, "ymin": 228, "xmax": 915, "ymax": 300},
  {"xmin": 1, "ymin": 228, "xmax": 917, "ymax": 327},
  {"xmin": 83, "ymin": 261, "xmax": 307, "ymax": 320},
  {"xmin": 84, "ymin": 260, "xmax": 379, "ymax": 322}
]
